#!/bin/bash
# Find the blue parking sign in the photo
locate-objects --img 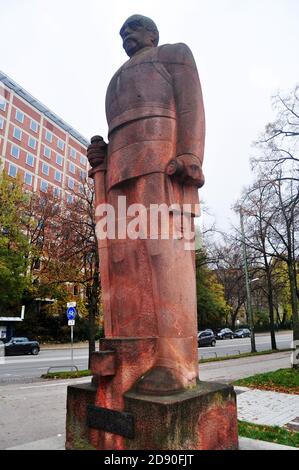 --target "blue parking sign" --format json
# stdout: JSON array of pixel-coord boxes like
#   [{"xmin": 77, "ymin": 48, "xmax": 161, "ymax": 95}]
[{"xmin": 67, "ymin": 306, "xmax": 77, "ymax": 320}]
